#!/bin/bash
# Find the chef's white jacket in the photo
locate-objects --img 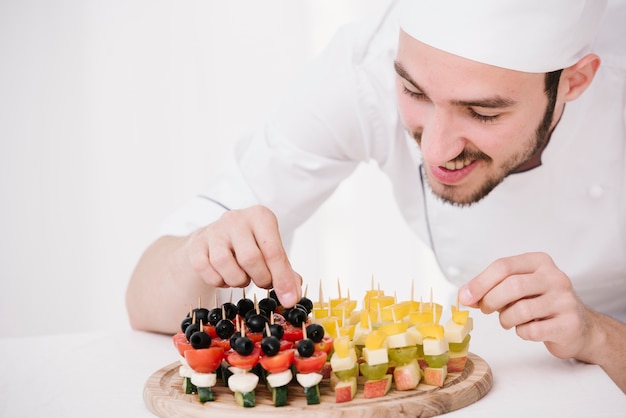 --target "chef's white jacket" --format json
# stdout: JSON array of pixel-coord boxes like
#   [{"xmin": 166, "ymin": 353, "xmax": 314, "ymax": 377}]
[{"xmin": 160, "ymin": 1, "xmax": 626, "ymax": 316}]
